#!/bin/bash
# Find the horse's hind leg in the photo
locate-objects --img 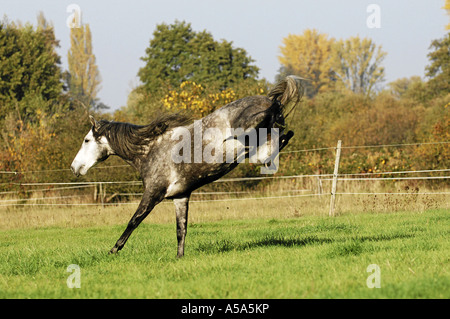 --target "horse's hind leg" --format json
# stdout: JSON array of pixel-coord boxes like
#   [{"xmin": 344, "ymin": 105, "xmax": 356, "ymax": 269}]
[
  {"xmin": 109, "ymin": 190, "xmax": 163, "ymax": 254},
  {"xmin": 279, "ymin": 130, "xmax": 294, "ymax": 151},
  {"xmin": 174, "ymin": 197, "xmax": 190, "ymax": 258}
]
